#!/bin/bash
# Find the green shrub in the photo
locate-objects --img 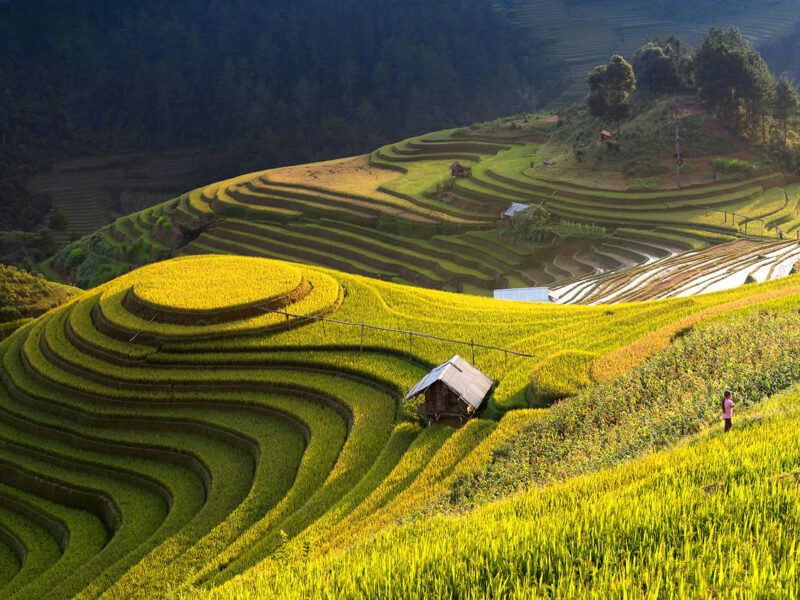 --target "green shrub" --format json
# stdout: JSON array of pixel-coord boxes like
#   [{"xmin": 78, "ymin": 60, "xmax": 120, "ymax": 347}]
[
  {"xmin": 711, "ymin": 157, "xmax": 758, "ymax": 174},
  {"xmin": 64, "ymin": 247, "xmax": 85, "ymax": 268},
  {"xmin": 155, "ymin": 215, "xmax": 172, "ymax": 230}
]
